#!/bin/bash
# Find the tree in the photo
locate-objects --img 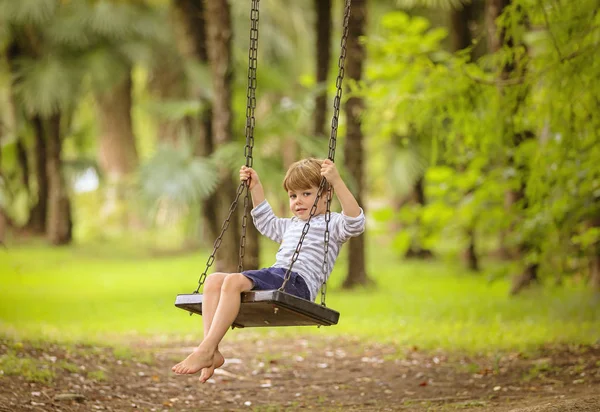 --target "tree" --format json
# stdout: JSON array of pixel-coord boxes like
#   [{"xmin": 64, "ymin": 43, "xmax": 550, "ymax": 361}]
[
  {"xmin": 342, "ymin": 0, "xmax": 371, "ymax": 288},
  {"xmin": 313, "ymin": 0, "xmax": 332, "ymax": 138},
  {"xmin": 204, "ymin": 0, "xmax": 241, "ymax": 273}
]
